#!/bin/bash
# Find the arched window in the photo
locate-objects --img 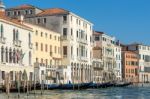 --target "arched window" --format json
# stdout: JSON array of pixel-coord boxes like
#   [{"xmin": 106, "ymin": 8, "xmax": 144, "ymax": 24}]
[{"xmin": 0, "ymin": 24, "xmax": 4, "ymax": 37}]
